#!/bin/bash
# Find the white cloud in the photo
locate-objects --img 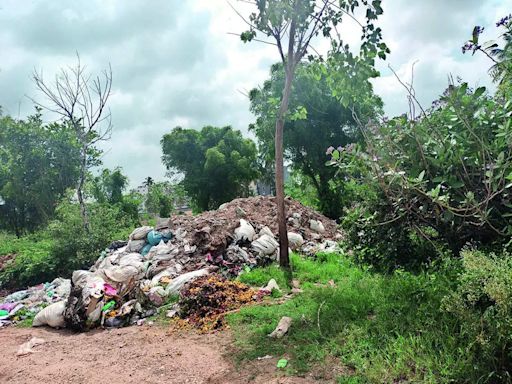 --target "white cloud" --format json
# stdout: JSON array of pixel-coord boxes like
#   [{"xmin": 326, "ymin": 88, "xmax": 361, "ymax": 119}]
[{"xmin": 0, "ymin": 0, "xmax": 510, "ymax": 187}]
